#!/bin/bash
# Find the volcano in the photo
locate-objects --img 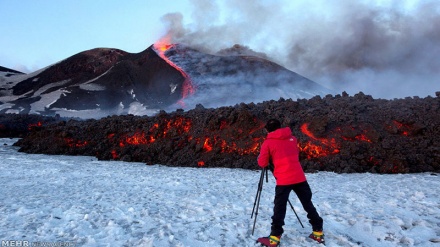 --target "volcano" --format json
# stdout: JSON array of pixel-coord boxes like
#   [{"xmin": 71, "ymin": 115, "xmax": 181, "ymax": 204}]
[
  {"xmin": 0, "ymin": 43, "xmax": 331, "ymax": 118},
  {"xmin": 0, "ymin": 47, "xmax": 185, "ymax": 118}
]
